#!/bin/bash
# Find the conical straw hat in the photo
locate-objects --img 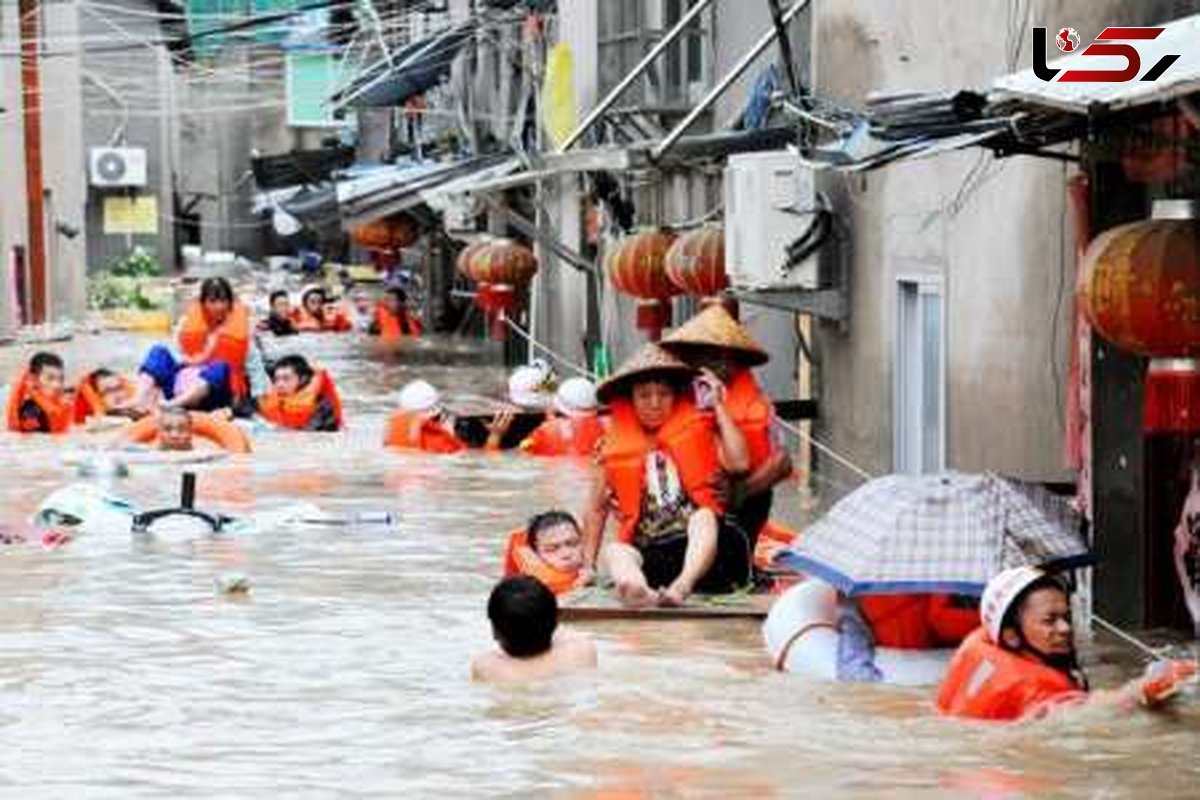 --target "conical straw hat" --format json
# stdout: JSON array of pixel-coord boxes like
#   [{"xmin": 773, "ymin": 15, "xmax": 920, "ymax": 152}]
[
  {"xmin": 595, "ymin": 343, "xmax": 696, "ymax": 404},
  {"xmin": 662, "ymin": 305, "xmax": 769, "ymax": 366}
]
